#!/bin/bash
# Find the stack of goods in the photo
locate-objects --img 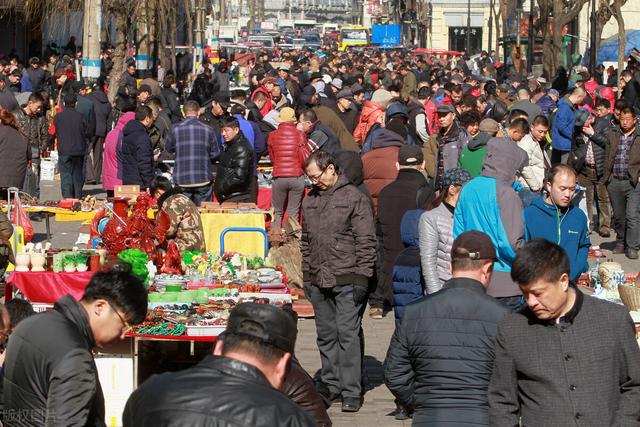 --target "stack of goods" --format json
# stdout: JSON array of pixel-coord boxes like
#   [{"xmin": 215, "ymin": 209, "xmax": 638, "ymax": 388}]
[{"xmin": 132, "ymin": 252, "xmax": 290, "ymax": 337}]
